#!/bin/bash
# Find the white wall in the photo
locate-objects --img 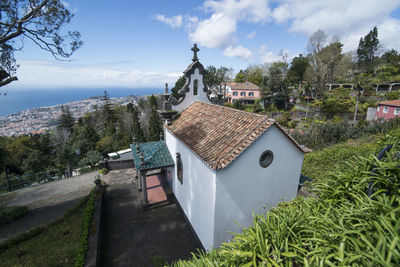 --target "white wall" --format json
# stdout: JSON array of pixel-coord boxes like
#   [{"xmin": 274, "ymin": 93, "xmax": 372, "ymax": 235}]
[
  {"xmin": 213, "ymin": 125, "xmax": 304, "ymax": 247},
  {"xmin": 165, "ymin": 129, "xmax": 217, "ymax": 250},
  {"xmin": 174, "ymin": 68, "xmax": 210, "ymax": 112}
]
